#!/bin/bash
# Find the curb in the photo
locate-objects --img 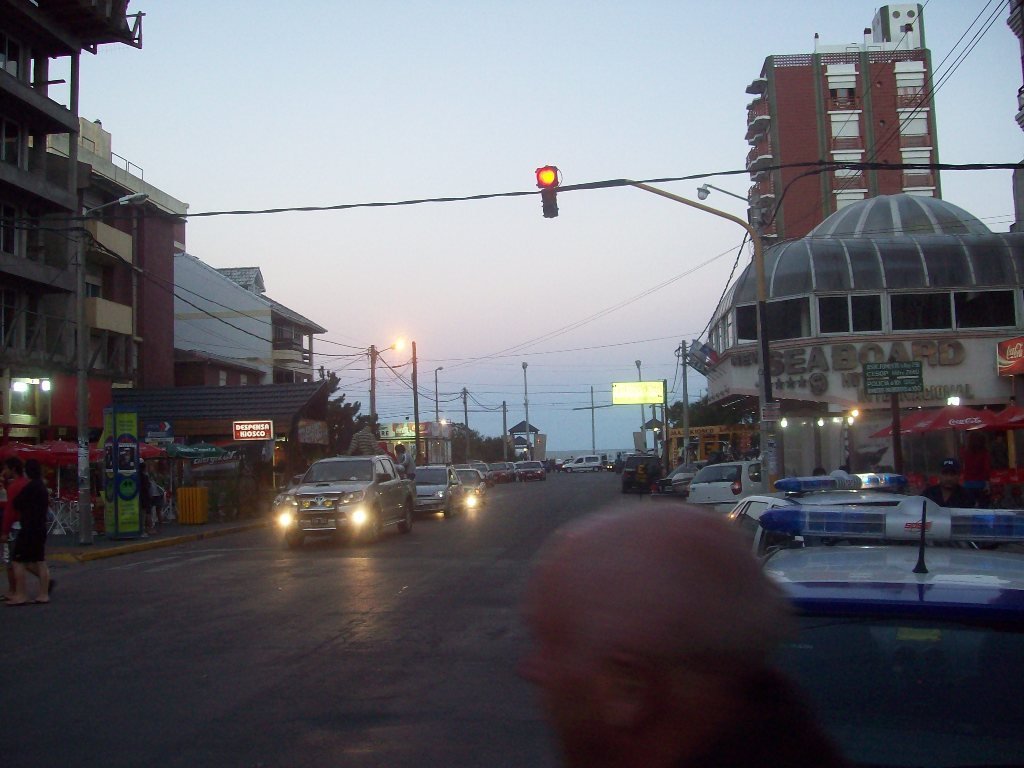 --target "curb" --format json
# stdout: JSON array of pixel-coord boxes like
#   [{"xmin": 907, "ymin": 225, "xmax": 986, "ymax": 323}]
[{"xmin": 49, "ymin": 520, "xmax": 269, "ymax": 563}]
